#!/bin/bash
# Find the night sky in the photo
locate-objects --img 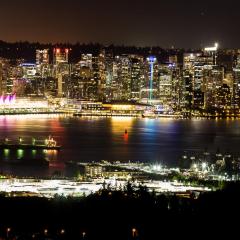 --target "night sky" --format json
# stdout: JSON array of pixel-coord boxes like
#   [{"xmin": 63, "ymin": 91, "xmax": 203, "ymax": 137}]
[{"xmin": 0, "ymin": 0, "xmax": 240, "ymax": 48}]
